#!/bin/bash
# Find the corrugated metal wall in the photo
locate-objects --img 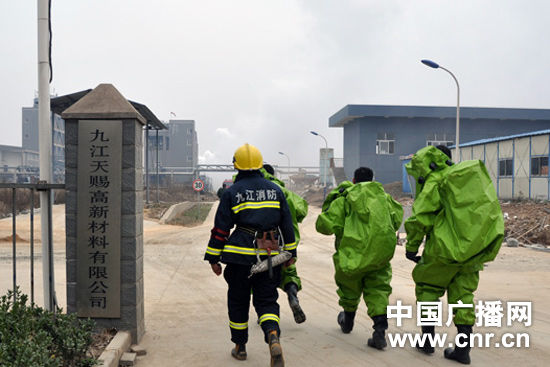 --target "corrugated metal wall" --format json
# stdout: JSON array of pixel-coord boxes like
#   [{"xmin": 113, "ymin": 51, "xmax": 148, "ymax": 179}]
[{"xmin": 452, "ymin": 133, "xmax": 550, "ymax": 200}]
